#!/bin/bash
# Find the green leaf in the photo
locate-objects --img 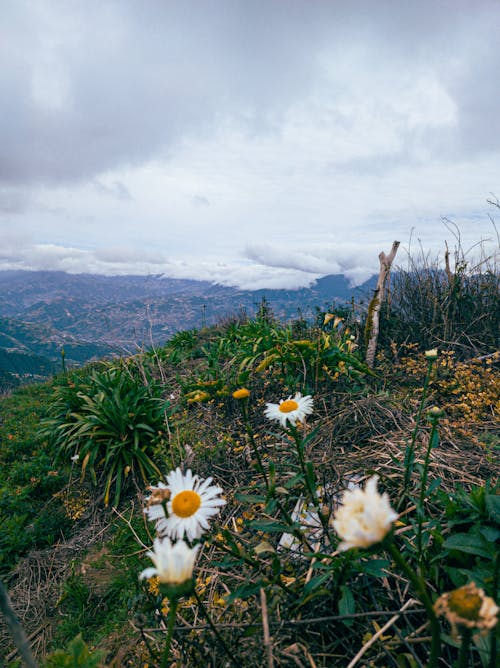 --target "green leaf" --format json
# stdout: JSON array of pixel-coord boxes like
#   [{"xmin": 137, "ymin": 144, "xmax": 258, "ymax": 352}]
[
  {"xmin": 443, "ymin": 532, "xmax": 495, "ymax": 559},
  {"xmin": 427, "ymin": 477, "xmax": 442, "ymax": 495},
  {"xmin": 303, "ymin": 572, "xmax": 332, "ymax": 594},
  {"xmin": 485, "ymin": 494, "xmax": 500, "ymax": 523},
  {"xmin": 225, "ymin": 581, "xmax": 263, "ymax": 602},
  {"xmin": 338, "ymin": 585, "xmax": 355, "ymax": 627},
  {"xmin": 472, "ymin": 629, "xmax": 493, "ymax": 668},
  {"xmin": 479, "ymin": 525, "xmax": 500, "ymax": 543},
  {"xmin": 248, "ymin": 519, "xmax": 295, "ymax": 533},
  {"xmin": 359, "ymin": 558, "xmax": 391, "ymax": 577}
]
